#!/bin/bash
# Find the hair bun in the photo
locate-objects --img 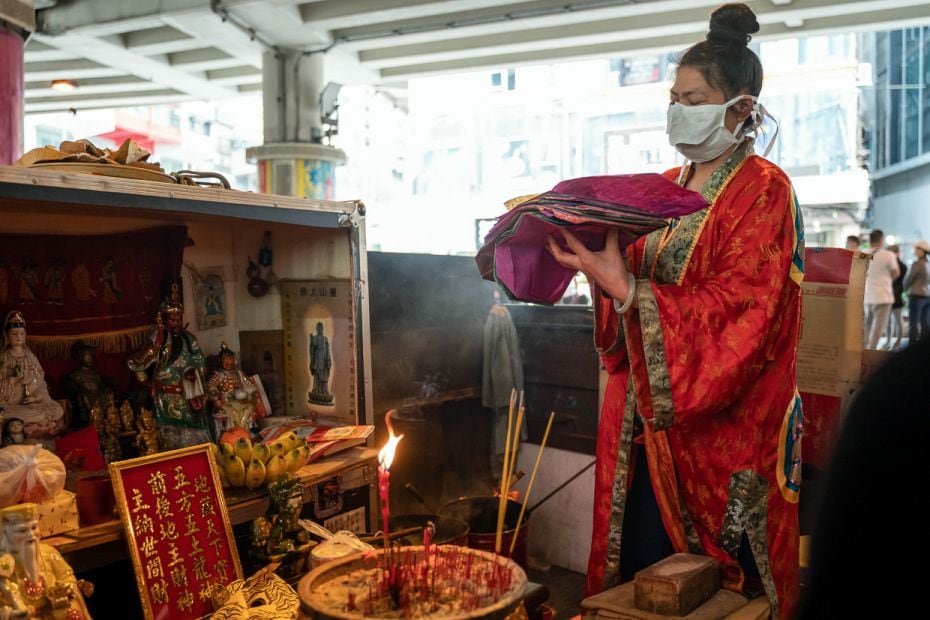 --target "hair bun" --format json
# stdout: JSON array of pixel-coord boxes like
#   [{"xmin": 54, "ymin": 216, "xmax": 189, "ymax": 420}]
[{"xmin": 707, "ymin": 3, "xmax": 759, "ymax": 46}]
